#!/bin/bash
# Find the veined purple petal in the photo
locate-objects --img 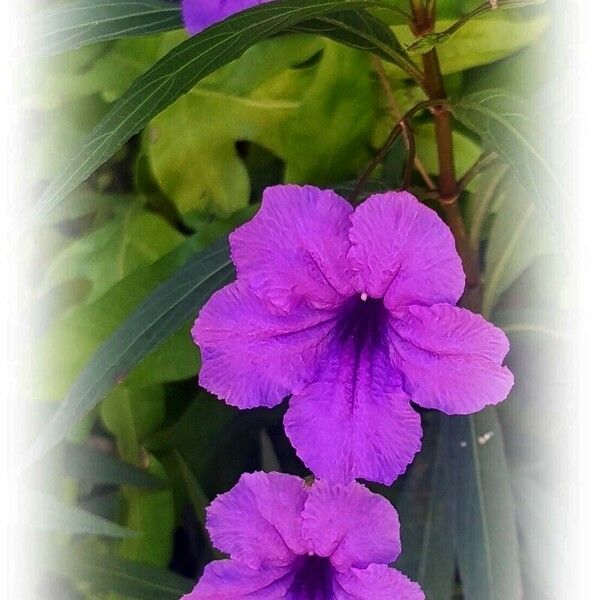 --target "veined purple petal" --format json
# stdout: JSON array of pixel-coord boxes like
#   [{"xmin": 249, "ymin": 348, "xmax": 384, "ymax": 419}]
[
  {"xmin": 206, "ymin": 472, "xmax": 308, "ymax": 569},
  {"xmin": 301, "ymin": 480, "xmax": 401, "ymax": 571},
  {"xmin": 388, "ymin": 303, "xmax": 514, "ymax": 414},
  {"xmin": 348, "ymin": 191, "xmax": 465, "ymax": 311},
  {"xmin": 183, "ymin": 559, "xmax": 293, "ymax": 599},
  {"xmin": 230, "ymin": 185, "xmax": 355, "ymax": 313},
  {"xmin": 333, "ymin": 565, "xmax": 425, "ymax": 600},
  {"xmin": 284, "ymin": 297, "xmax": 422, "ymax": 485},
  {"xmin": 192, "ymin": 282, "xmax": 339, "ymax": 408},
  {"xmin": 183, "ymin": 0, "xmax": 274, "ymax": 35}
]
